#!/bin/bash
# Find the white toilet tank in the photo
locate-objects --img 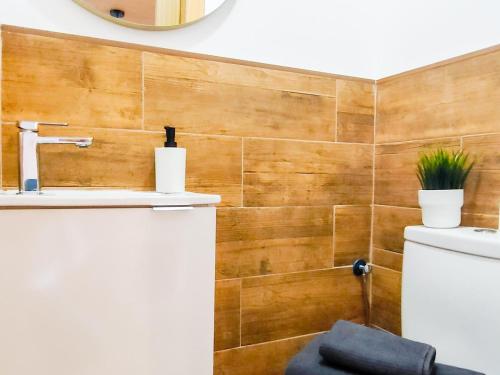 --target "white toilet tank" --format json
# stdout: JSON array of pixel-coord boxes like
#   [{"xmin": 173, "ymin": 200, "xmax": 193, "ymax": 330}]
[{"xmin": 402, "ymin": 226, "xmax": 500, "ymax": 374}]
